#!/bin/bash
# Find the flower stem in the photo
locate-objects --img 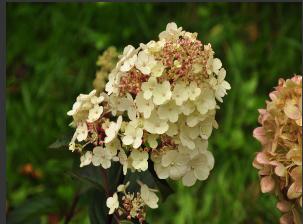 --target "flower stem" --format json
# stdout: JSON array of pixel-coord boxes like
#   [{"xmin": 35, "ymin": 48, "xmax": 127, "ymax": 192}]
[{"xmin": 64, "ymin": 190, "xmax": 80, "ymax": 224}]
